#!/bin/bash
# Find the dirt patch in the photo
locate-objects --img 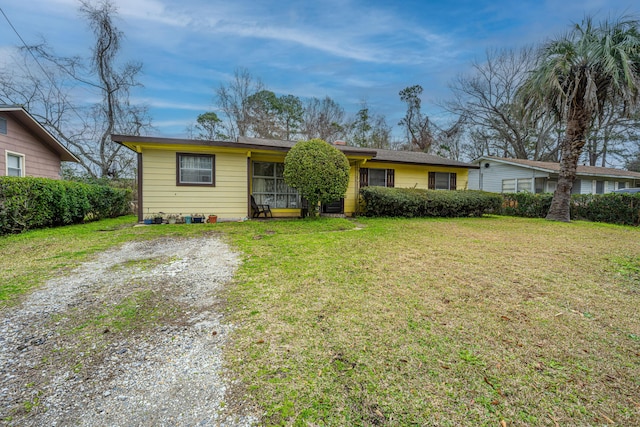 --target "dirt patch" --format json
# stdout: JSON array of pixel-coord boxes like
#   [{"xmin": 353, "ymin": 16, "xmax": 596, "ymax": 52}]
[{"xmin": 0, "ymin": 236, "xmax": 257, "ymax": 426}]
